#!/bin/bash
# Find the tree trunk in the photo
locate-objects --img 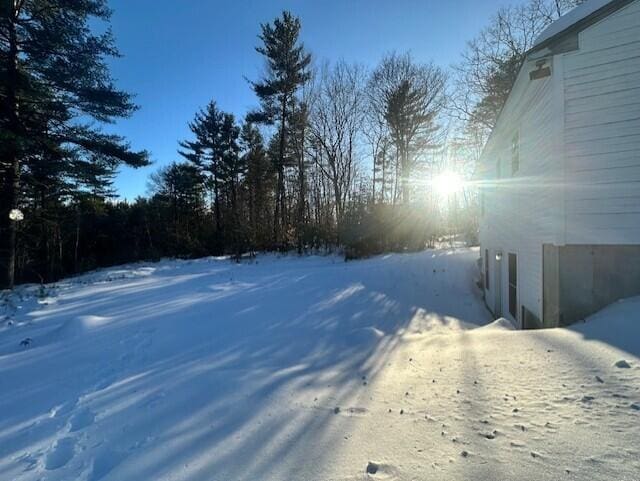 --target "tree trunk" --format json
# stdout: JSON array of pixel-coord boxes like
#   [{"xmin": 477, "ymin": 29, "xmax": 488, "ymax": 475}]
[
  {"xmin": 401, "ymin": 148, "xmax": 411, "ymax": 204},
  {"xmin": 0, "ymin": 10, "xmax": 21, "ymax": 289},
  {"xmin": 213, "ymin": 176, "xmax": 222, "ymax": 233},
  {"xmin": 274, "ymin": 95, "xmax": 288, "ymax": 247},
  {"xmin": 380, "ymin": 144, "xmax": 387, "ymax": 204},
  {"xmin": 296, "ymin": 125, "xmax": 306, "ymax": 254},
  {"xmin": 74, "ymin": 205, "xmax": 81, "ymax": 273},
  {"xmin": 372, "ymin": 150, "xmax": 377, "ymax": 204},
  {"xmin": 392, "ymin": 148, "xmax": 400, "ymax": 205},
  {"xmin": 332, "ymin": 176, "xmax": 342, "ymax": 244}
]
